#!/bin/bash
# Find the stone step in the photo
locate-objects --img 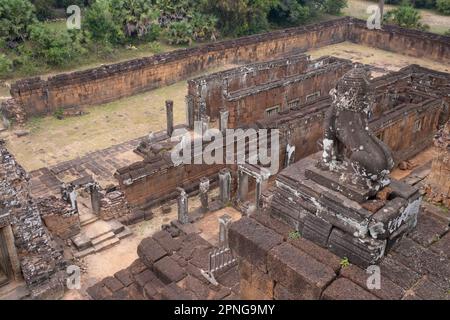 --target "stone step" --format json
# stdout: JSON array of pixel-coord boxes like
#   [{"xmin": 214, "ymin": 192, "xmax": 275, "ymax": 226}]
[
  {"xmin": 74, "ymin": 247, "xmax": 95, "ymax": 259},
  {"xmin": 116, "ymin": 226, "xmax": 133, "ymax": 240},
  {"xmin": 93, "ymin": 237, "xmax": 120, "ymax": 253},
  {"xmin": 91, "ymin": 231, "xmax": 116, "ymax": 247},
  {"xmin": 80, "ymin": 213, "xmax": 99, "ymax": 227},
  {"xmin": 107, "ymin": 220, "xmax": 125, "ymax": 234},
  {"xmin": 82, "ymin": 220, "xmax": 114, "ymax": 239},
  {"xmin": 71, "ymin": 233, "xmax": 92, "ymax": 251}
]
